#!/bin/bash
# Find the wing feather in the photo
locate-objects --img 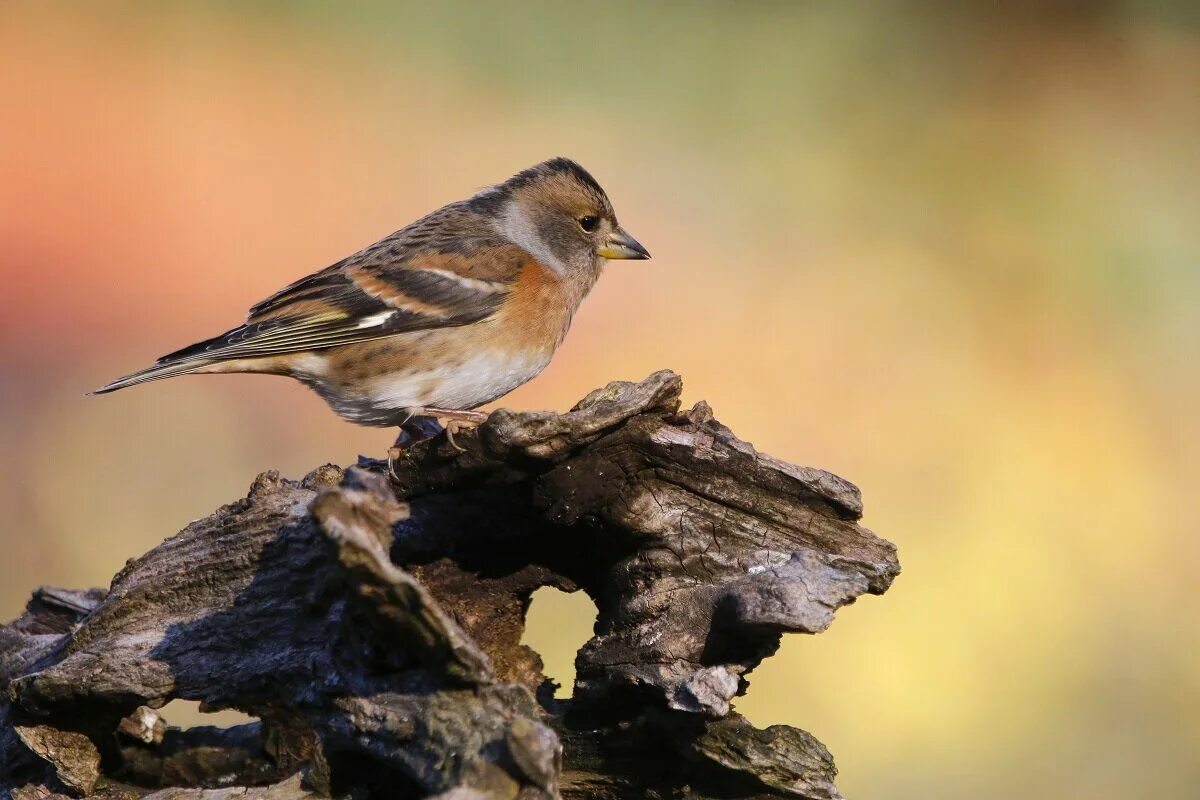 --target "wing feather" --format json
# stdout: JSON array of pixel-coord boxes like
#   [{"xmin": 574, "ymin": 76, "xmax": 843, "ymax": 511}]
[{"xmin": 157, "ymin": 204, "xmax": 528, "ymax": 366}]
